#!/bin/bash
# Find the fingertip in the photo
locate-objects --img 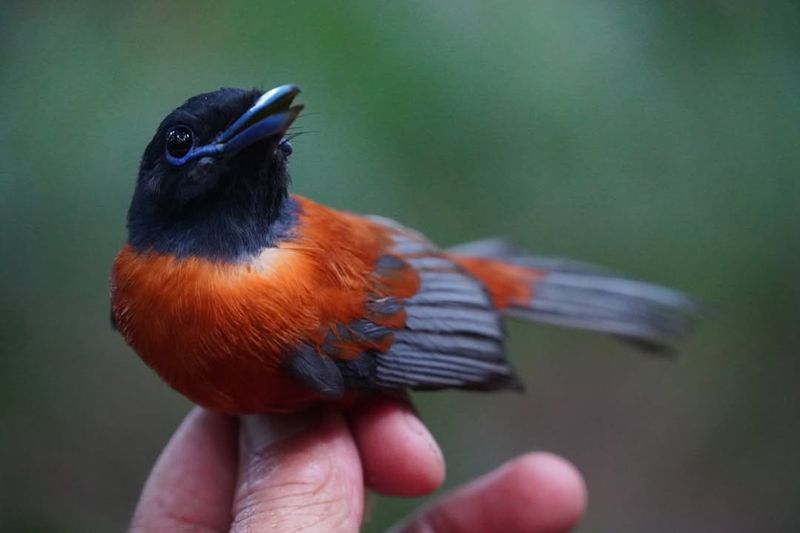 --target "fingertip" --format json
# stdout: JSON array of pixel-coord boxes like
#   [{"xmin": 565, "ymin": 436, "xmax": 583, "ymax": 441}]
[
  {"xmin": 350, "ymin": 397, "xmax": 445, "ymax": 497},
  {"xmin": 131, "ymin": 408, "xmax": 238, "ymax": 533},
  {"xmin": 232, "ymin": 409, "xmax": 364, "ymax": 532},
  {"xmin": 239, "ymin": 409, "xmax": 321, "ymax": 456},
  {"xmin": 394, "ymin": 451, "xmax": 586, "ymax": 533},
  {"xmin": 500, "ymin": 452, "xmax": 587, "ymax": 531}
]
